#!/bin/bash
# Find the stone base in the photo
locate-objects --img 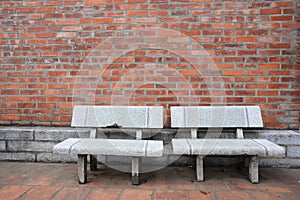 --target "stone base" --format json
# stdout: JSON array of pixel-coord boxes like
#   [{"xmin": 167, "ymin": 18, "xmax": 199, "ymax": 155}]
[{"xmin": 0, "ymin": 126, "xmax": 300, "ymax": 167}]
